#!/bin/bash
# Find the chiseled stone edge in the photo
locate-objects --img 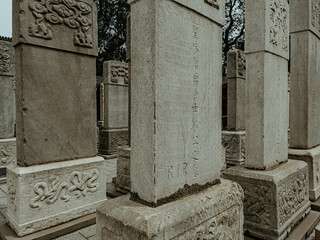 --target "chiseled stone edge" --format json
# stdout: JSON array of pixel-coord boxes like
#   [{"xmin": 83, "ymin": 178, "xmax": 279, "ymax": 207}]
[
  {"xmin": 97, "ymin": 179, "xmax": 244, "ymax": 239},
  {"xmin": 223, "ymin": 160, "xmax": 310, "ymax": 239}
]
